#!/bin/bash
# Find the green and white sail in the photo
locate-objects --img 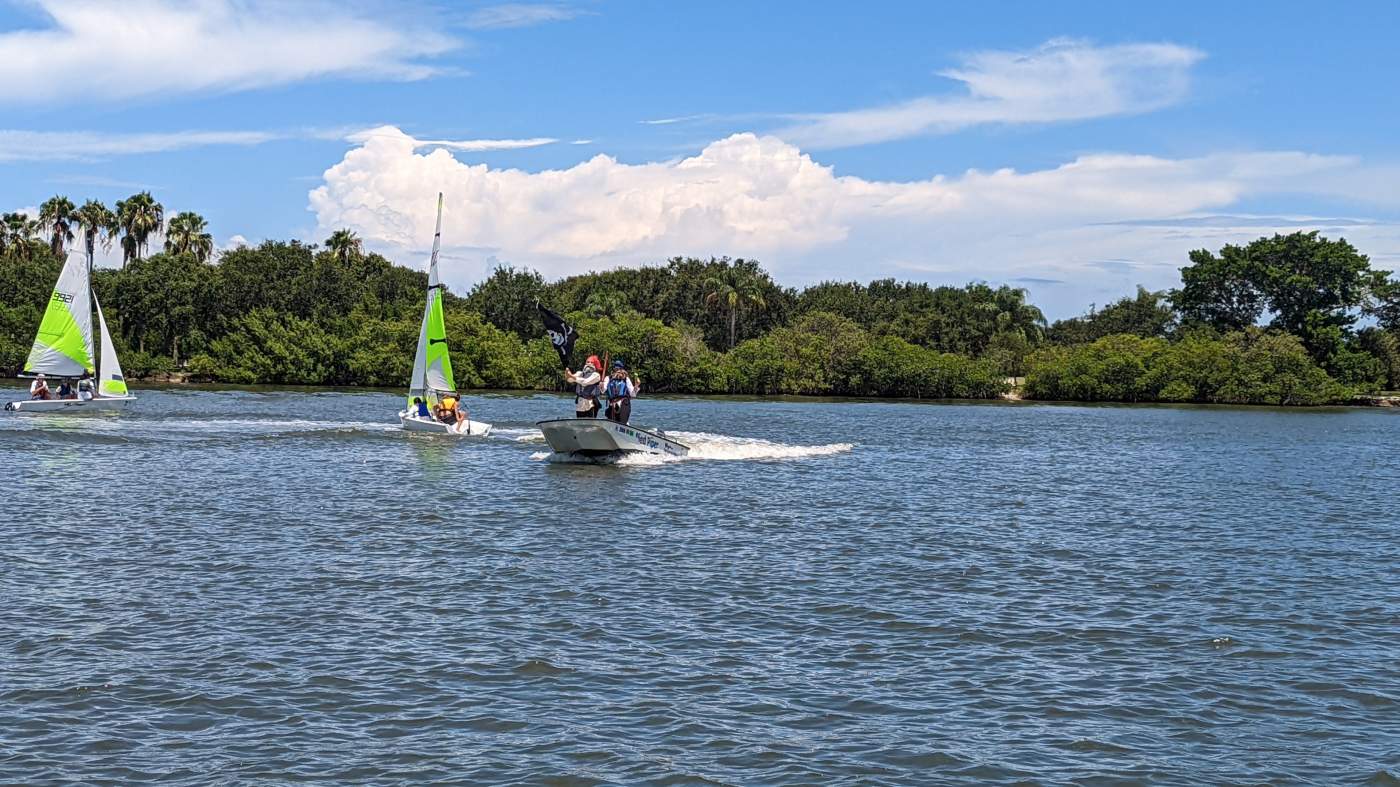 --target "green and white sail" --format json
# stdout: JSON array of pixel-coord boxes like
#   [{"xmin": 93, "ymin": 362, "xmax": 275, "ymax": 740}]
[
  {"xmin": 25, "ymin": 254, "xmax": 94, "ymax": 377},
  {"xmin": 94, "ymin": 293, "xmax": 129, "ymax": 397},
  {"xmin": 408, "ymin": 193, "xmax": 455, "ymax": 407}
]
